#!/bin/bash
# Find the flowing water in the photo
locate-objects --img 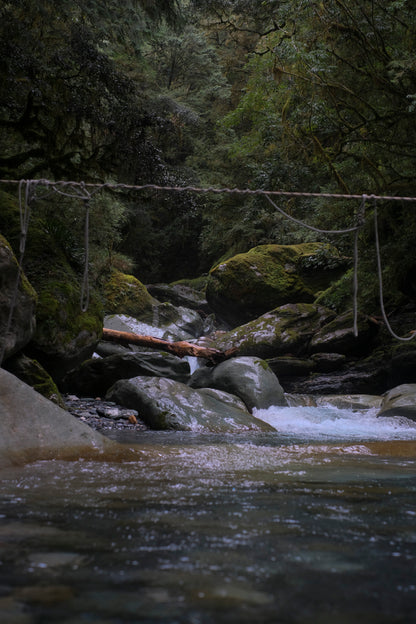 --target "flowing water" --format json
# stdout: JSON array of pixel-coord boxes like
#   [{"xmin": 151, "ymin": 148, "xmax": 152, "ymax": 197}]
[{"xmin": 1, "ymin": 404, "xmax": 416, "ymax": 623}]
